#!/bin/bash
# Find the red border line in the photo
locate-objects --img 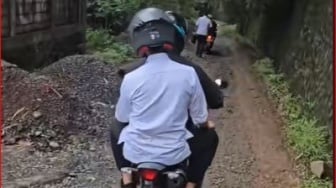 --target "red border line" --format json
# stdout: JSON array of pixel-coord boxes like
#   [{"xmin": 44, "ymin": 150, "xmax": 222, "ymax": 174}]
[
  {"xmin": 0, "ymin": 0, "xmax": 3, "ymax": 187},
  {"xmin": 0, "ymin": 0, "xmax": 3, "ymax": 186},
  {"xmin": 0, "ymin": 1, "xmax": 334, "ymax": 188},
  {"xmin": 332, "ymin": 0, "xmax": 335, "ymax": 183}
]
